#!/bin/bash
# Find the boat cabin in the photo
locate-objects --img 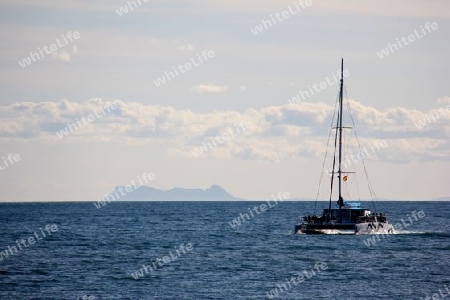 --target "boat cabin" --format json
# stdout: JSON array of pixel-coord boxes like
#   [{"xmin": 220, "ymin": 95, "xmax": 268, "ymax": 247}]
[
  {"xmin": 322, "ymin": 208, "xmax": 371, "ymax": 223},
  {"xmin": 303, "ymin": 201, "xmax": 374, "ymax": 224}
]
